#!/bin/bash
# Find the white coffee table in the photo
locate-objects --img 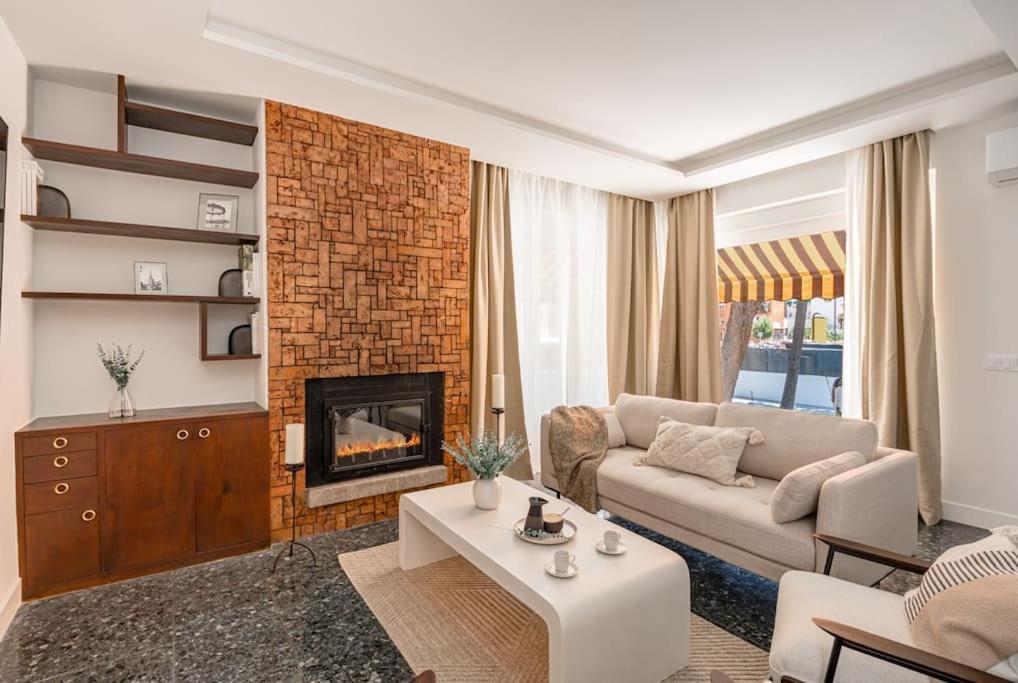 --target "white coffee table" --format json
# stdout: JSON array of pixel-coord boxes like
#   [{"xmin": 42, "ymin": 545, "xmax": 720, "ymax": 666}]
[{"xmin": 399, "ymin": 477, "xmax": 690, "ymax": 682}]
